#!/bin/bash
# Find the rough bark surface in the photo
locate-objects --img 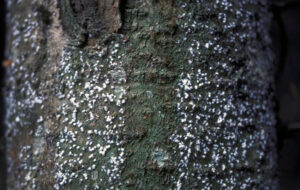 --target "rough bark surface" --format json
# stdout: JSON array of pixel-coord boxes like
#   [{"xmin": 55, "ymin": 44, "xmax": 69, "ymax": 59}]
[{"xmin": 5, "ymin": 0, "xmax": 278, "ymax": 189}]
